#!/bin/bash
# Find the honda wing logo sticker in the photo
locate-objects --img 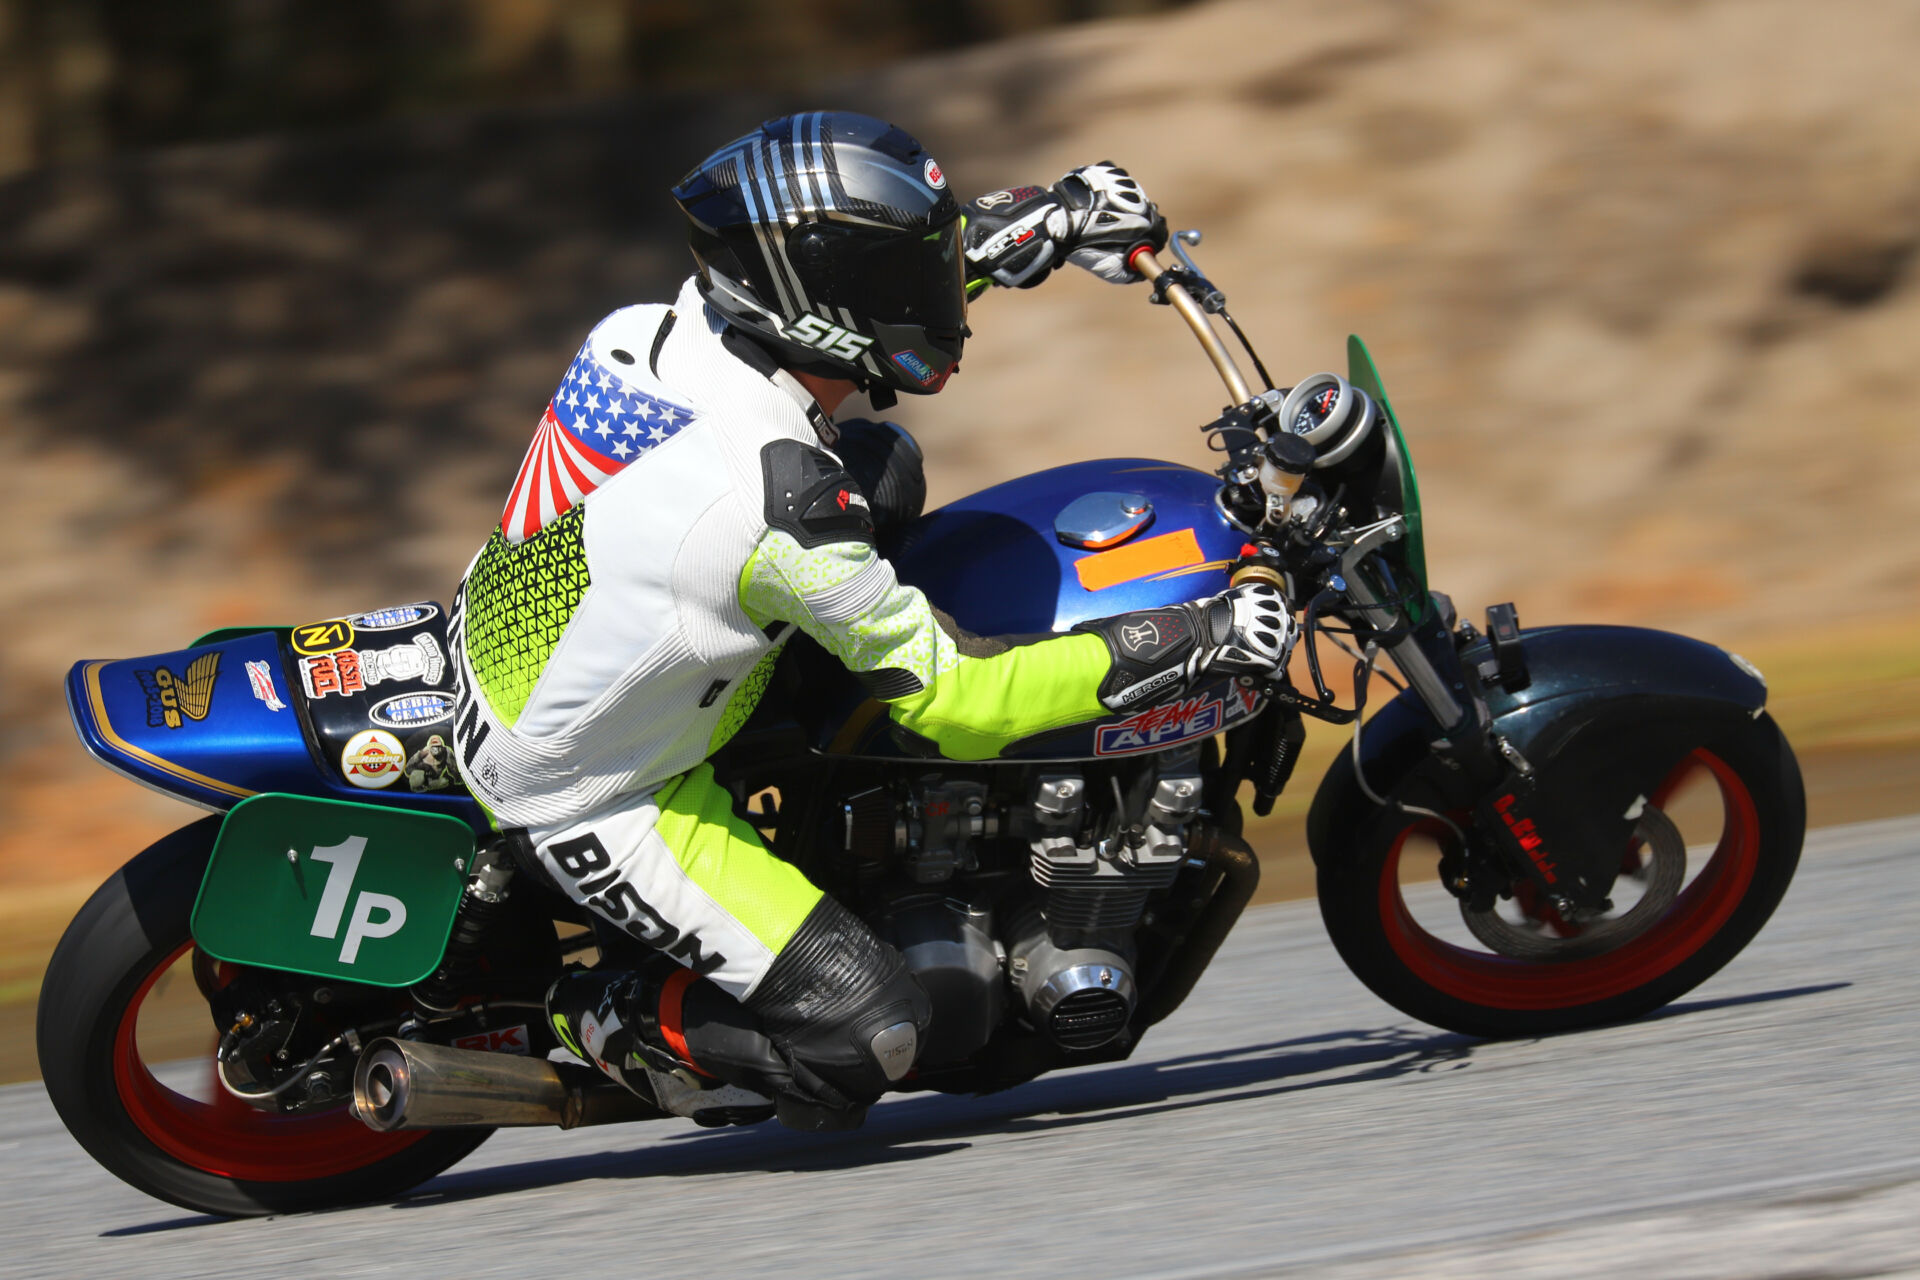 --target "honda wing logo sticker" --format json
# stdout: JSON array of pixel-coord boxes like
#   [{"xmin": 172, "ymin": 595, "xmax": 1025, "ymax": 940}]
[{"xmin": 135, "ymin": 653, "xmax": 221, "ymax": 730}]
